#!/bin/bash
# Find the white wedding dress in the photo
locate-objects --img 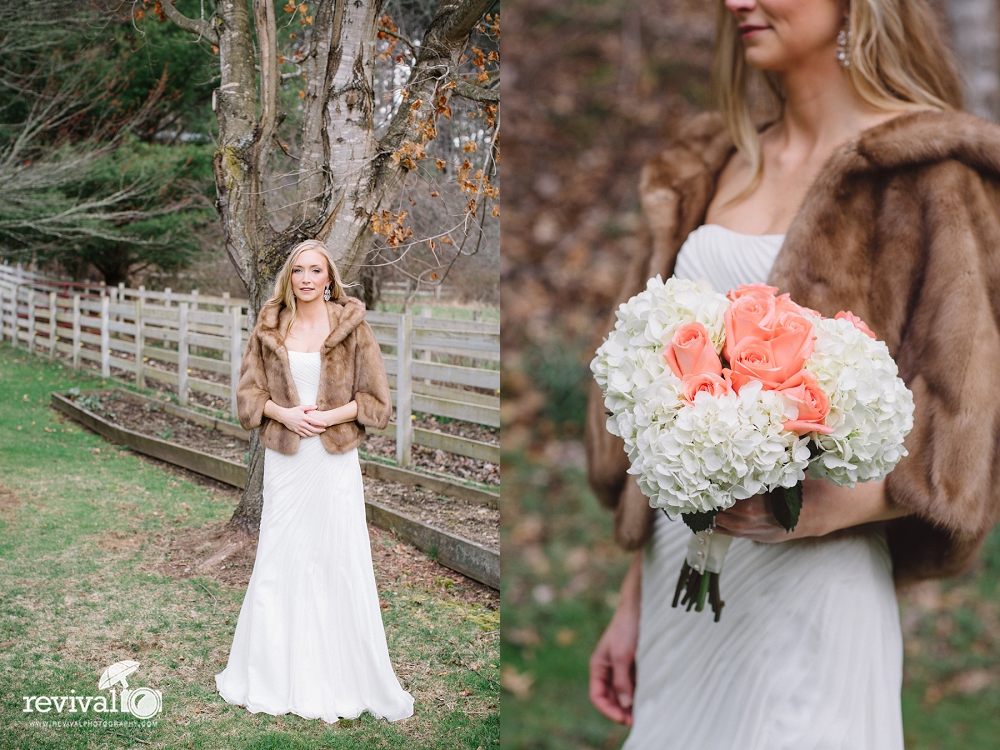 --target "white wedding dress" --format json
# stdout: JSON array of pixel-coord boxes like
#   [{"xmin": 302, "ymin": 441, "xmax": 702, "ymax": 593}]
[
  {"xmin": 215, "ymin": 350, "xmax": 414, "ymax": 723},
  {"xmin": 622, "ymin": 224, "xmax": 904, "ymax": 749}
]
